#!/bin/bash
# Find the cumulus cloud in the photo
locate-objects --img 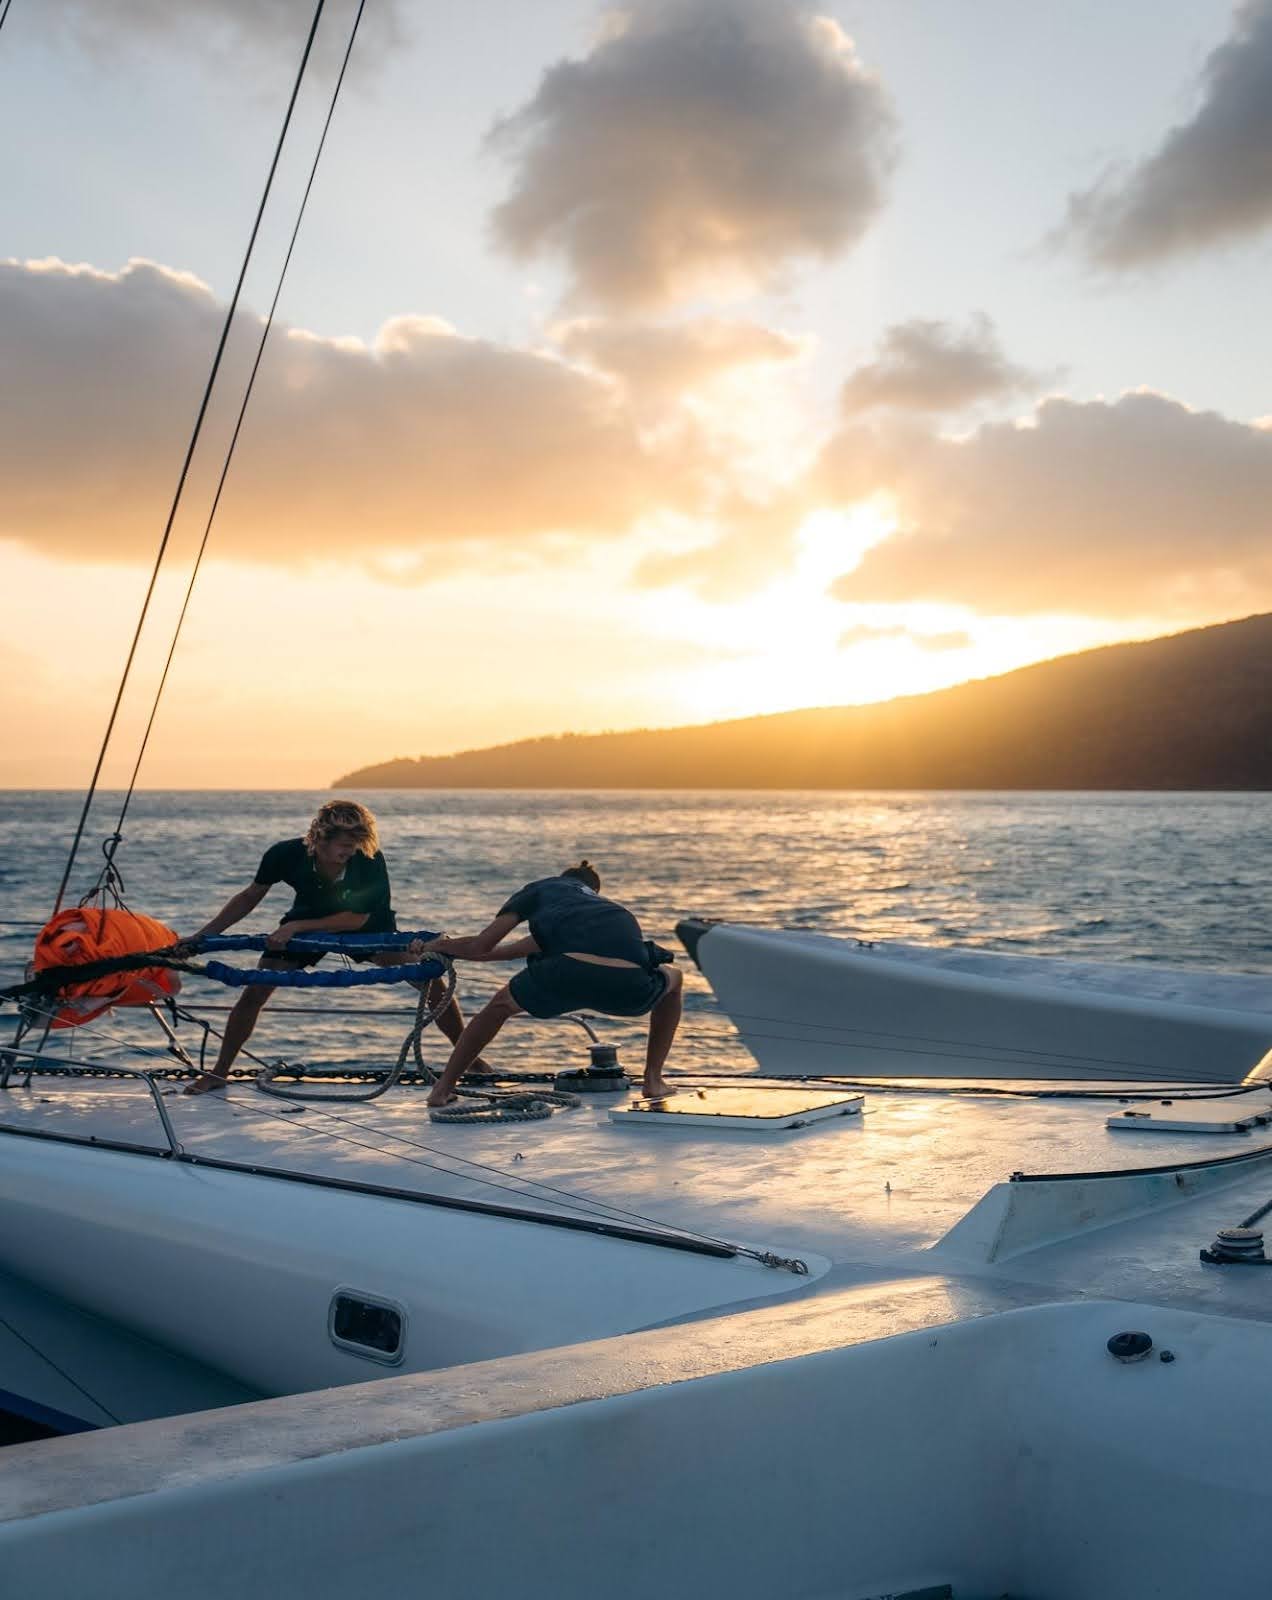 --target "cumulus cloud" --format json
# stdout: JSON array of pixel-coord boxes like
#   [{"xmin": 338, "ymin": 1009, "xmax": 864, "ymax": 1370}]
[
  {"xmin": 0, "ymin": 258, "xmax": 703, "ymax": 570},
  {"xmin": 488, "ymin": 0, "xmax": 897, "ymax": 310},
  {"xmin": 557, "ymin": 316, "xmax": 803, "ymax": 409},
  {"xmin": 1065, "ymin": 0, "xmax": 1272, "ymax": 267},
  {"xmin": 840, "ymin": 314, "xmax": 1043, "ymax": 415},
  {"xmin": 839, "ymin": 623, "xmax": 970, "ymax": 652},
  {"xmin": 824, "ymin": 391, "xmax": 1272, "ymax": 615}
]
